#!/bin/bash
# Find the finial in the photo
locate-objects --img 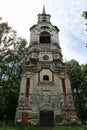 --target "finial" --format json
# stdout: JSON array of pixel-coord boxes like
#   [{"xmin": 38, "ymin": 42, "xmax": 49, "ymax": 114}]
[{"xmin": 42, "ymin": 5, "xmax": 46, "ymax": 14}]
